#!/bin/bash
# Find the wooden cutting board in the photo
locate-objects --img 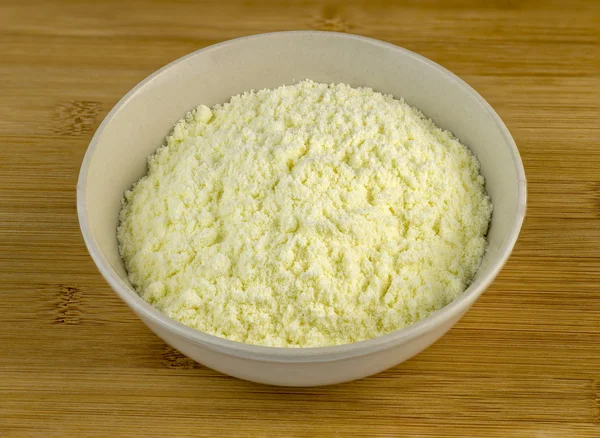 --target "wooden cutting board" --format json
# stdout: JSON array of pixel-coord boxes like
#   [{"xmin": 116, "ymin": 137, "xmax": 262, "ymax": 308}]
[{"xmin": 1, "ymin": 0, "xmax": 598, "ymax": 436}]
